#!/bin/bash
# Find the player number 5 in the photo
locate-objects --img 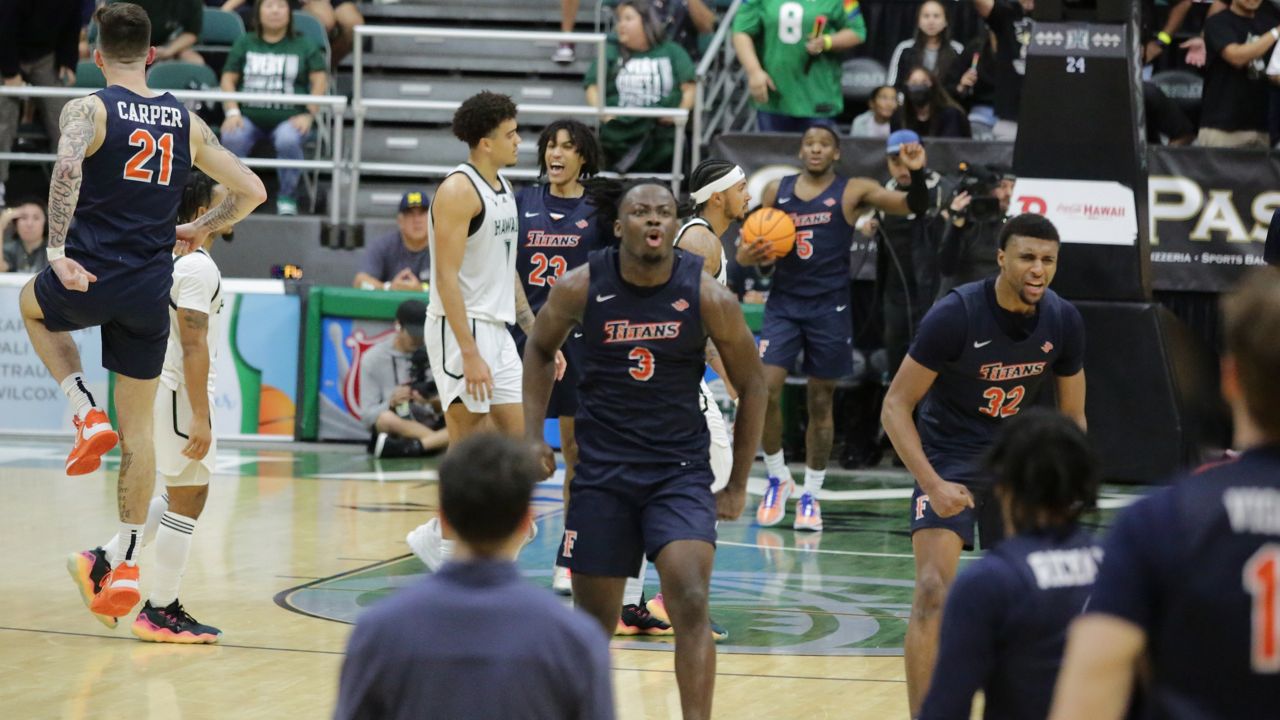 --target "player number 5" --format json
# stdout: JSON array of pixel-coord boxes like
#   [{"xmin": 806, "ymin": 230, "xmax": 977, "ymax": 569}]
[
  {"xmin": 1245, "ymin": 544, "xmax": 1280, "ymax": 673},
  {"xmin": 628, "ymin": 347, "xmax": 655, "ymax": 382},
  {"xmin": 795, "ymin": 230, "xmax": 814, "ymax": 260}
]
